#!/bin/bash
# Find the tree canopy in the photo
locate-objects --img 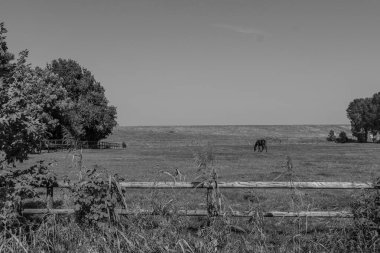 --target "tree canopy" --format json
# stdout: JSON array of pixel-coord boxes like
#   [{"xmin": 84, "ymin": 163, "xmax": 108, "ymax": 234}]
[
  {"xmin": 0, "ymin": 51, "xmax": 70, "ymax": 163},
  {"xmin": 0, "ymin": 22, "xmax": 117, "ymax": 163},
  {"xmin": 346, "ymin": 94, "xmax": 380, "ymax": 142},
  {"xmin": 0, "ymin": 22, "xmax": 14, "ymax": 79},
  {"xmin": 48, "ymin": 59, "xmax": 117, "ymax": 142}
]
